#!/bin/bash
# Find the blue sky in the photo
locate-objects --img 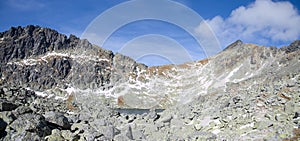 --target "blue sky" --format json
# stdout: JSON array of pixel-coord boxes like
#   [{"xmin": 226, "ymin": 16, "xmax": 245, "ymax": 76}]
[{"xmin": 1, "ymin": 0, "xmax": 300, "ymax": 66}]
